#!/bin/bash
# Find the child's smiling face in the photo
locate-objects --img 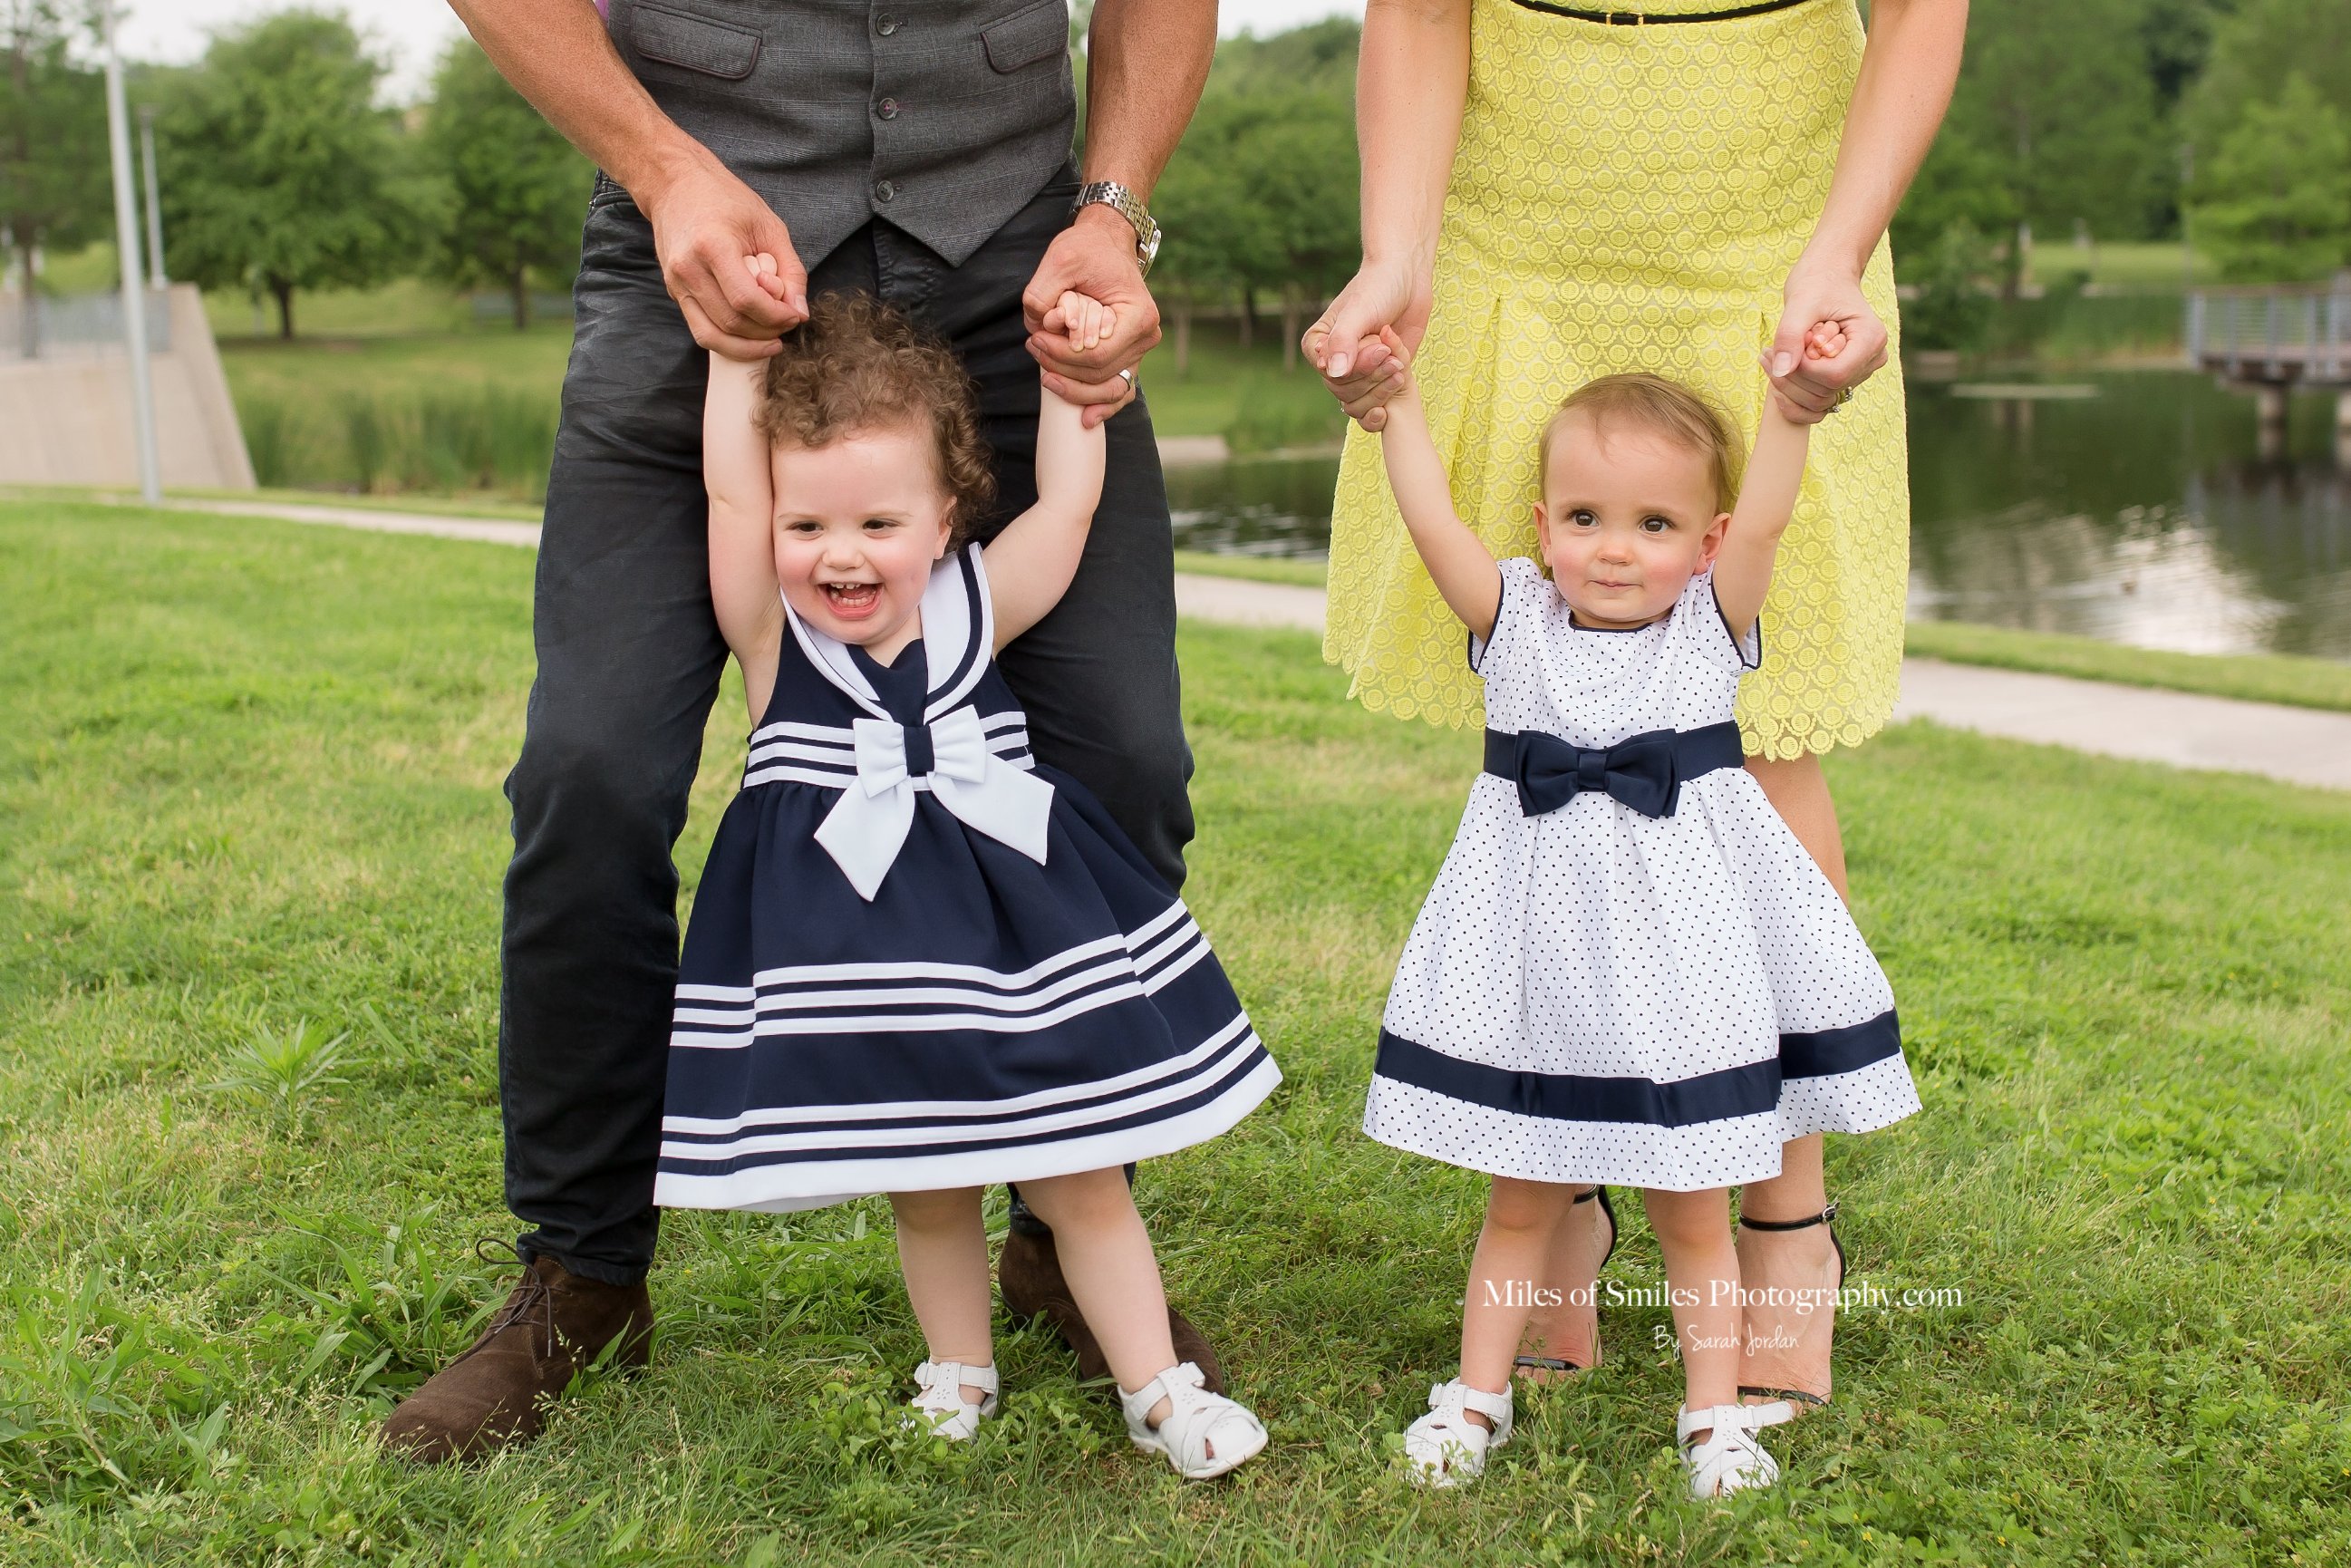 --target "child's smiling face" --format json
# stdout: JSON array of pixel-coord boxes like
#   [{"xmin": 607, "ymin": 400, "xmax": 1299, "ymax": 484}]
[
  {"xmin": 1534, "ymin": 411, "xmax": 1731, "ymax": 629},
  {"xmin": 770, "ymin": 423, "xmax": 953, "ymax": 654}
]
